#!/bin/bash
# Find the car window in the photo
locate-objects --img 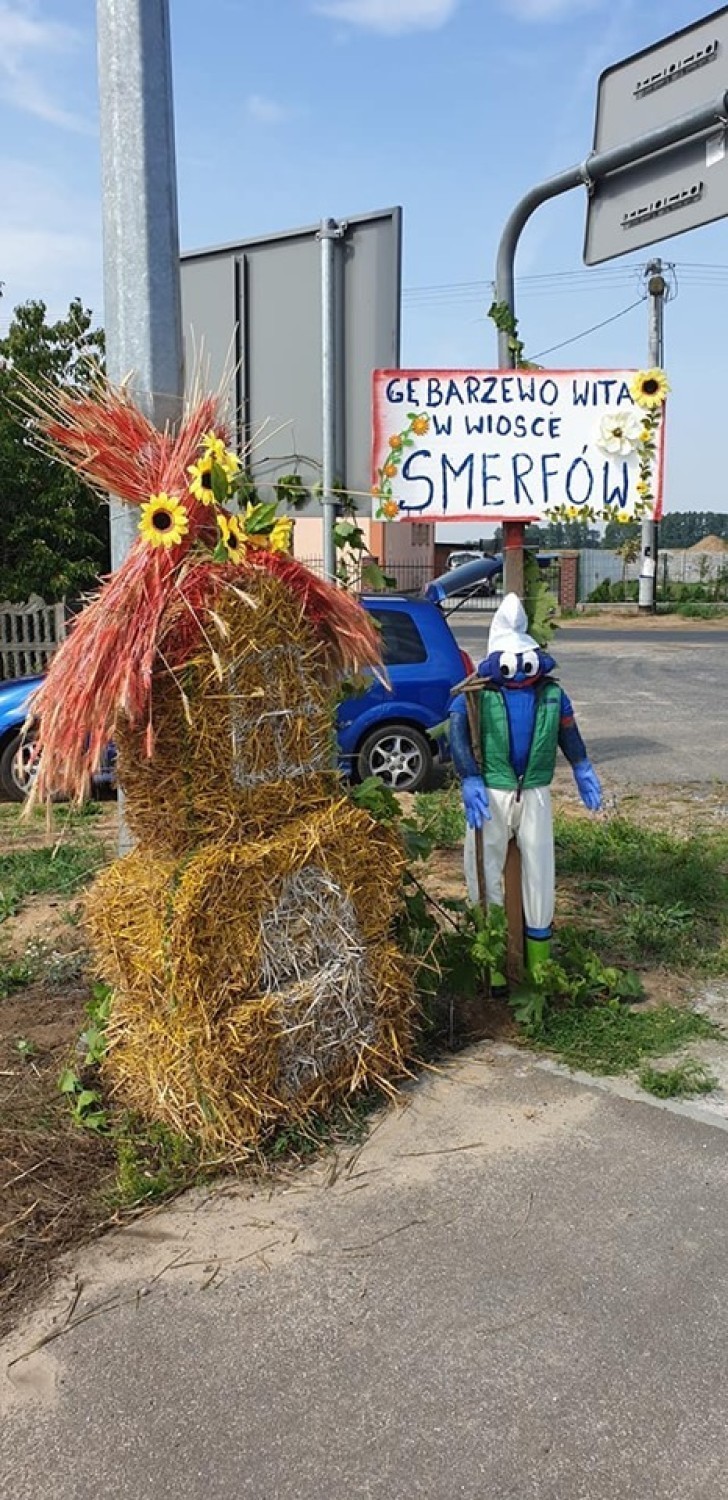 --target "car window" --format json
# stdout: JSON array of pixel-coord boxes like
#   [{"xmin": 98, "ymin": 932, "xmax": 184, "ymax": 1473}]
[{"xmin": 367, "ymin": 609, "xmax": 428, "ymax": 665}]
